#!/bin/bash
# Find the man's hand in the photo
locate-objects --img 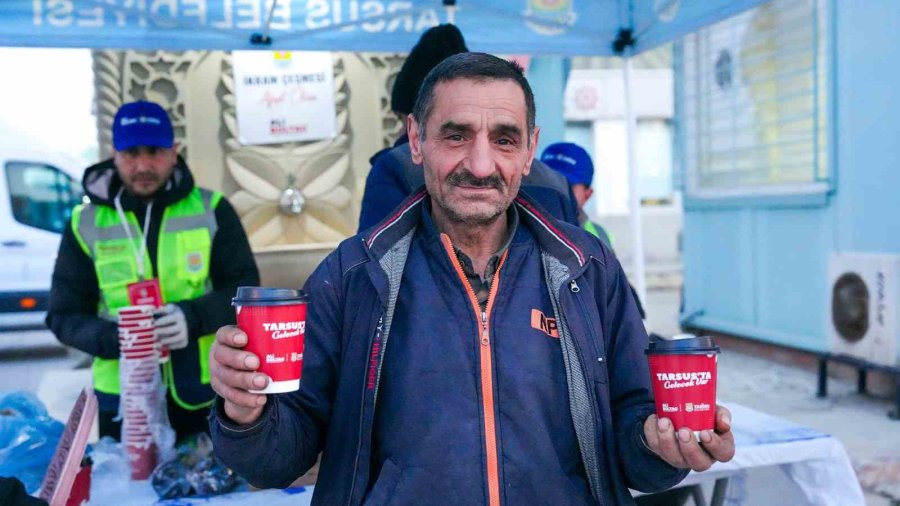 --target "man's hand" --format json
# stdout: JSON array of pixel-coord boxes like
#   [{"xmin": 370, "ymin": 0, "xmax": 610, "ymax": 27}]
[
  {"xmin": 643, "ymin": 405, "xmax": 735, "ymax": 472},
  {"xmin": 154, "ymin": 304, "xmax": 189, "ymax": 350},
  {"xmin": 210, "ymin": 325, "xmax": 269, "ymax": 425}
]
